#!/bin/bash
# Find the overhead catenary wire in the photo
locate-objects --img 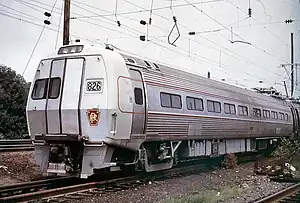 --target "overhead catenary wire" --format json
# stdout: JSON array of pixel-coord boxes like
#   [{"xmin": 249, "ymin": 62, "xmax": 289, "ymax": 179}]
[
  {"xmin": 184, "ymin": 0, "xmax": 288, "ymax": 63},
  {"xmin": 117, "ymin": 0, "xmax": 285, "ymax": 78},
  {"xmin": 225, "ymin": 0, "xmax": 300, "ymax": 55},
  {"xmin": 0, "ymin": 3, "xmax": 40, "ymax": 21},
  {"xmin": 5, "ymin": 0, "xmax": 287, "ymax": 87},
  {"xmin": 69, "ymin": 1, "xmax": 280, "ymax": 85},
  {"xmin": 71, "ymin": 0, "xmax": 224, "ymax": 19},
  {"xmin": 21, "ymin": 0, "xmax": 58, "ymax": 76}
]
